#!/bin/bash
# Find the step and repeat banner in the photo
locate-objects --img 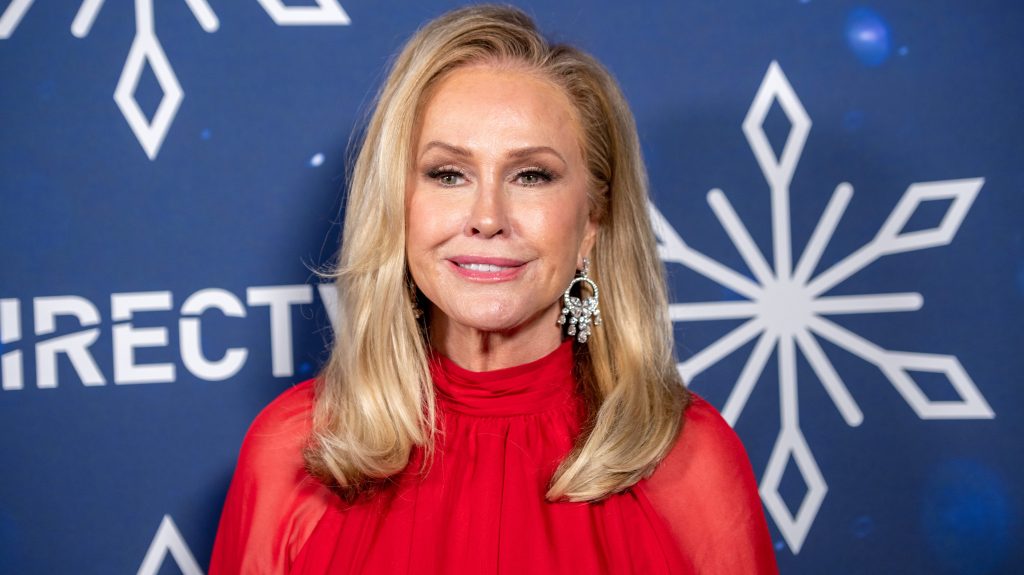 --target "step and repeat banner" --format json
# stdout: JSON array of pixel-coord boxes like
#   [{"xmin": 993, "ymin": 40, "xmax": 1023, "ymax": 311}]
[{"xmin": 2, "ymin": 1, "xmax": 1021, "ymax": 573}]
